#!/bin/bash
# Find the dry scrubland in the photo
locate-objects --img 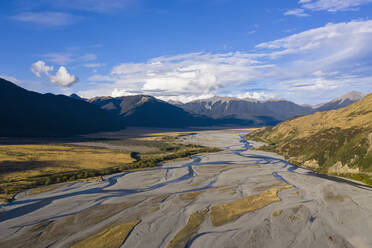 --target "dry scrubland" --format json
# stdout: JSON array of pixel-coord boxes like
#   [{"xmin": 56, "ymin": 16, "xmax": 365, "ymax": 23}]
[
  {"xmin": 0, "ymin": 128, "xmax": 218, "ymax": 202},
  {"xmin": 246, "ymin": 93, "xmax": 372, "ymax": 185}
]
